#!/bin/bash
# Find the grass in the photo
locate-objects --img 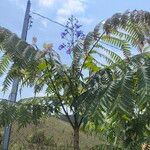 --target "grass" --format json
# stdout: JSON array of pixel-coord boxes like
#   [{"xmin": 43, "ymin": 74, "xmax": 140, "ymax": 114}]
[{"xmin": 0, "ymin": 117, "xmax": 105, "ymax": 150}]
